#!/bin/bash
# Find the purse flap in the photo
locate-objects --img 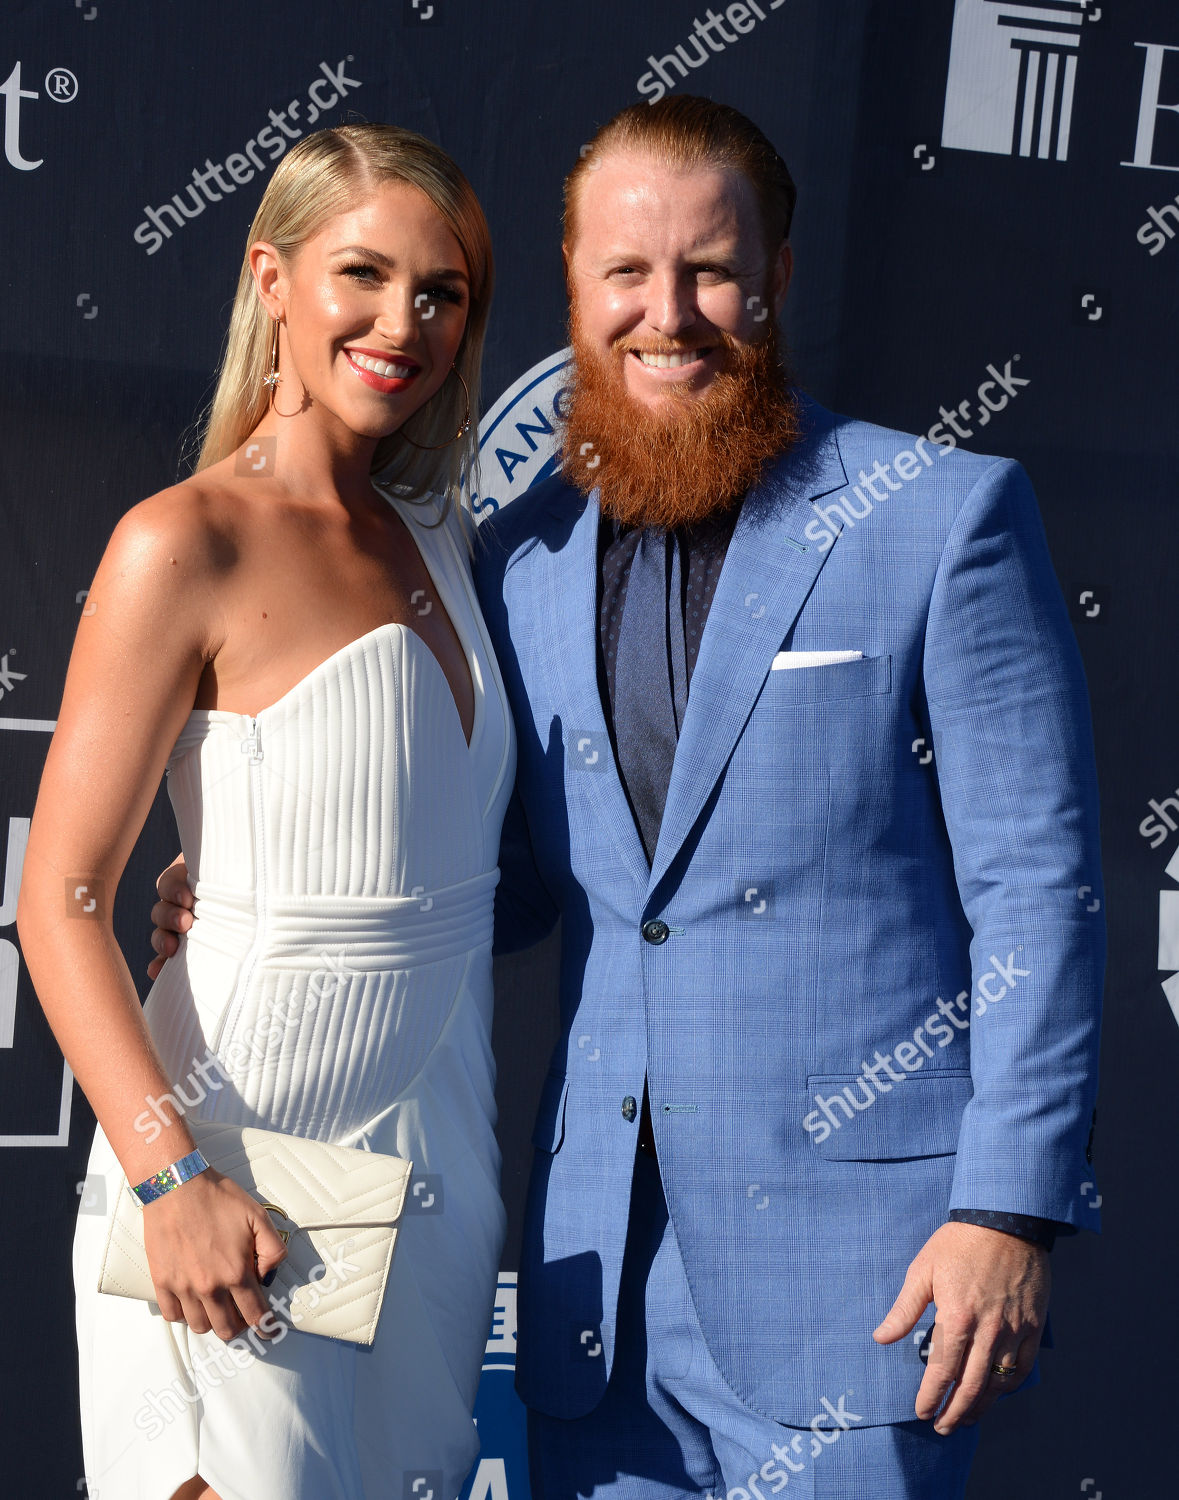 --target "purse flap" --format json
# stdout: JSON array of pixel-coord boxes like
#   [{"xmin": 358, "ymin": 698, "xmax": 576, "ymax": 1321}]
[{"xmin": 189, "ymin": 1121, "xmax": 414, "ymax": 1231}]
